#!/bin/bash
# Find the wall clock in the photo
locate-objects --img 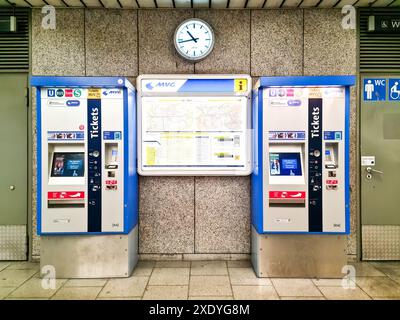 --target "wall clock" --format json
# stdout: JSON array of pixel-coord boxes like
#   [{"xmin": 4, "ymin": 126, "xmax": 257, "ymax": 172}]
[{"xmin": 174, "ymin": 18, "xmax": 215, "ymax": 62}]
